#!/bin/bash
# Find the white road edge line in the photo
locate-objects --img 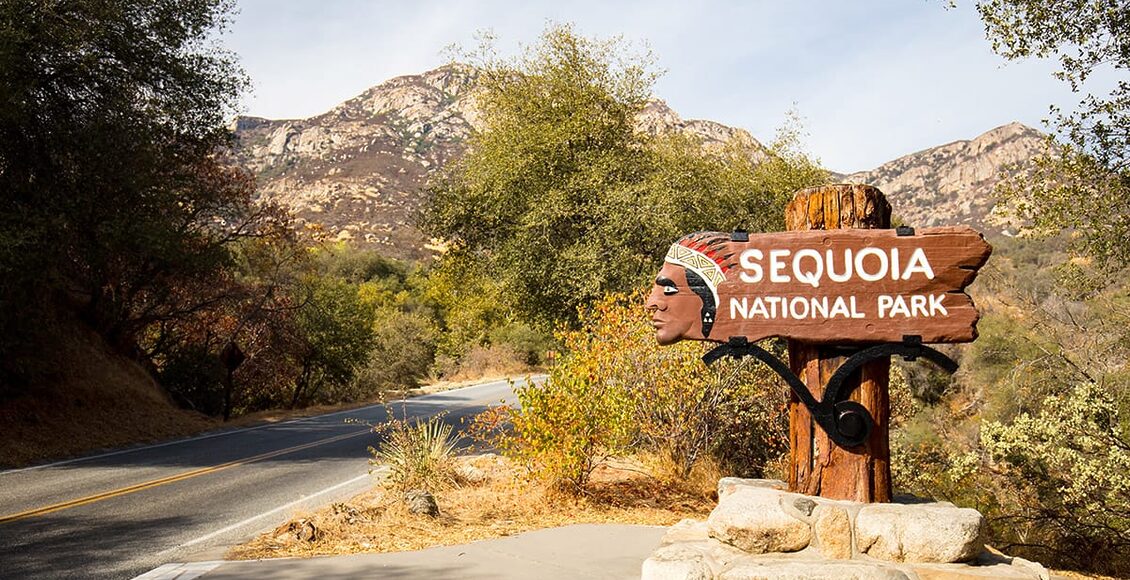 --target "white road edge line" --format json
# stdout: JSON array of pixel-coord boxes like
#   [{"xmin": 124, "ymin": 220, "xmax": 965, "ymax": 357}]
[
  {"xmin": 2, "ymin": 375, "xmax": 539, "ymax": 475},
  {"xmin": 130, "ymin": 561, "xmax": 224, "ymax": 580},
  {"xmin": 133, "ymin": 468, "xmax": 381, "ymax": 576}
]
